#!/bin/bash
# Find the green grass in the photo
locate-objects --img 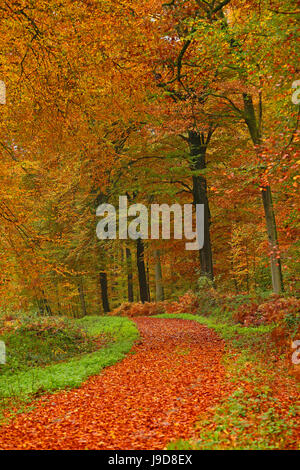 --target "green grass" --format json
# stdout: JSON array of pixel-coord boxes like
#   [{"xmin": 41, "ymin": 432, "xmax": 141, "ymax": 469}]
[
  {"xmin": 0, "ymin": 316, "xmax": 139, "ymax": 419},
  {"xmin": 0, "ymin": 315, "xmax": 97, "ymax": 375},
  {"xmin": 167, "ymin": 395, "xmax": 298, "ymax": 450}
]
